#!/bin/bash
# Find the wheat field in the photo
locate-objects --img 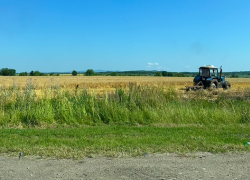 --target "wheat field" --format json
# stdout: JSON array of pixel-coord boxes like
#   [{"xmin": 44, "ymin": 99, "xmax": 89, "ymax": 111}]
[{"xmin": 0, "ymin": 76, "xmax": 250, "ymax": 93}]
